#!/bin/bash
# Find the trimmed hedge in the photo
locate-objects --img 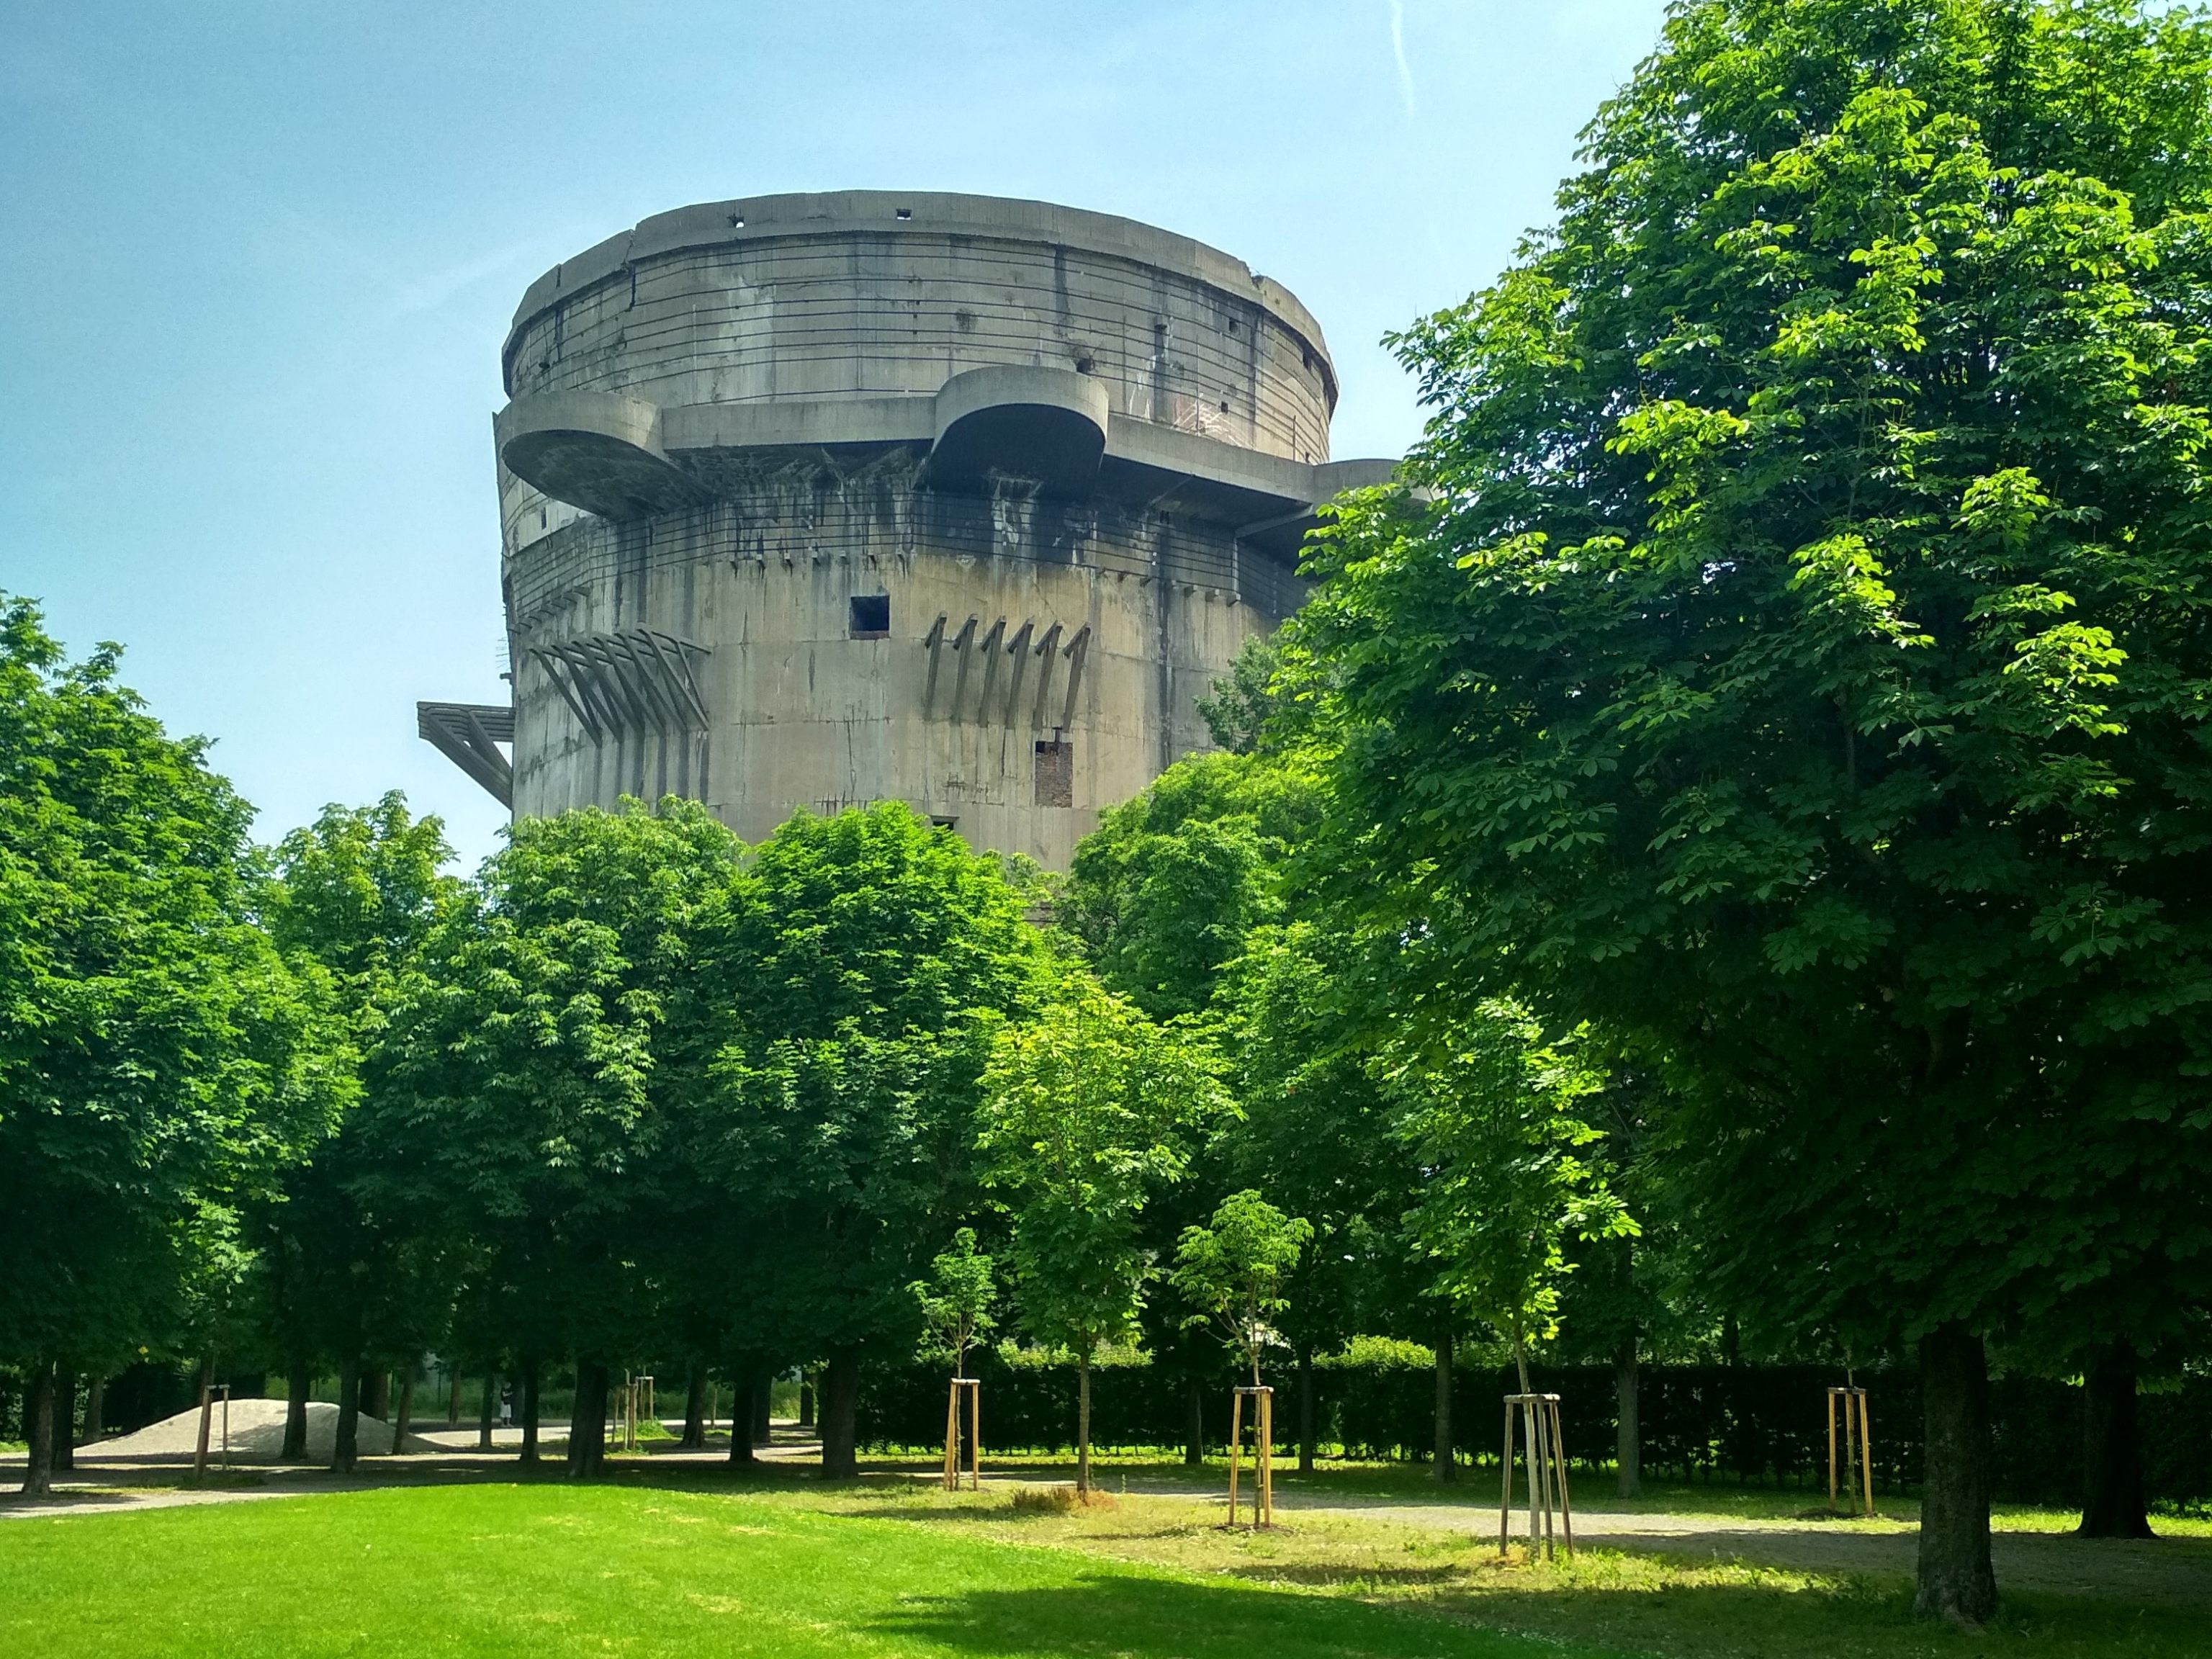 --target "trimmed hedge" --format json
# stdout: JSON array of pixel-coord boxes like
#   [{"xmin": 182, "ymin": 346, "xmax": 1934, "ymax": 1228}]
[{"xmin": 856, "ymin": 1353, "xmax": 2212, "ymax": 1507}]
